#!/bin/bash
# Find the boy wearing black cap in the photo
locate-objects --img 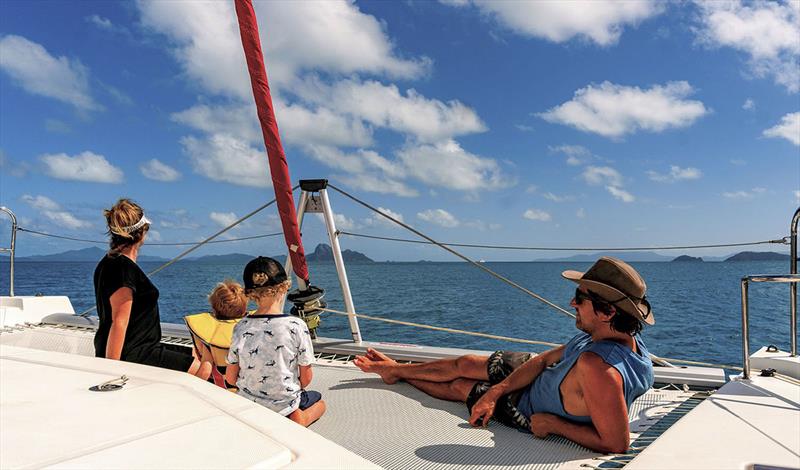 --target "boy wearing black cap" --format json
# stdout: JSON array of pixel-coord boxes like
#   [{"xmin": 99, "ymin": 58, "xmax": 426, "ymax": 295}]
[{"xmin": 224, "ymin": 256, "xmax": 326, "ymax": 427}]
